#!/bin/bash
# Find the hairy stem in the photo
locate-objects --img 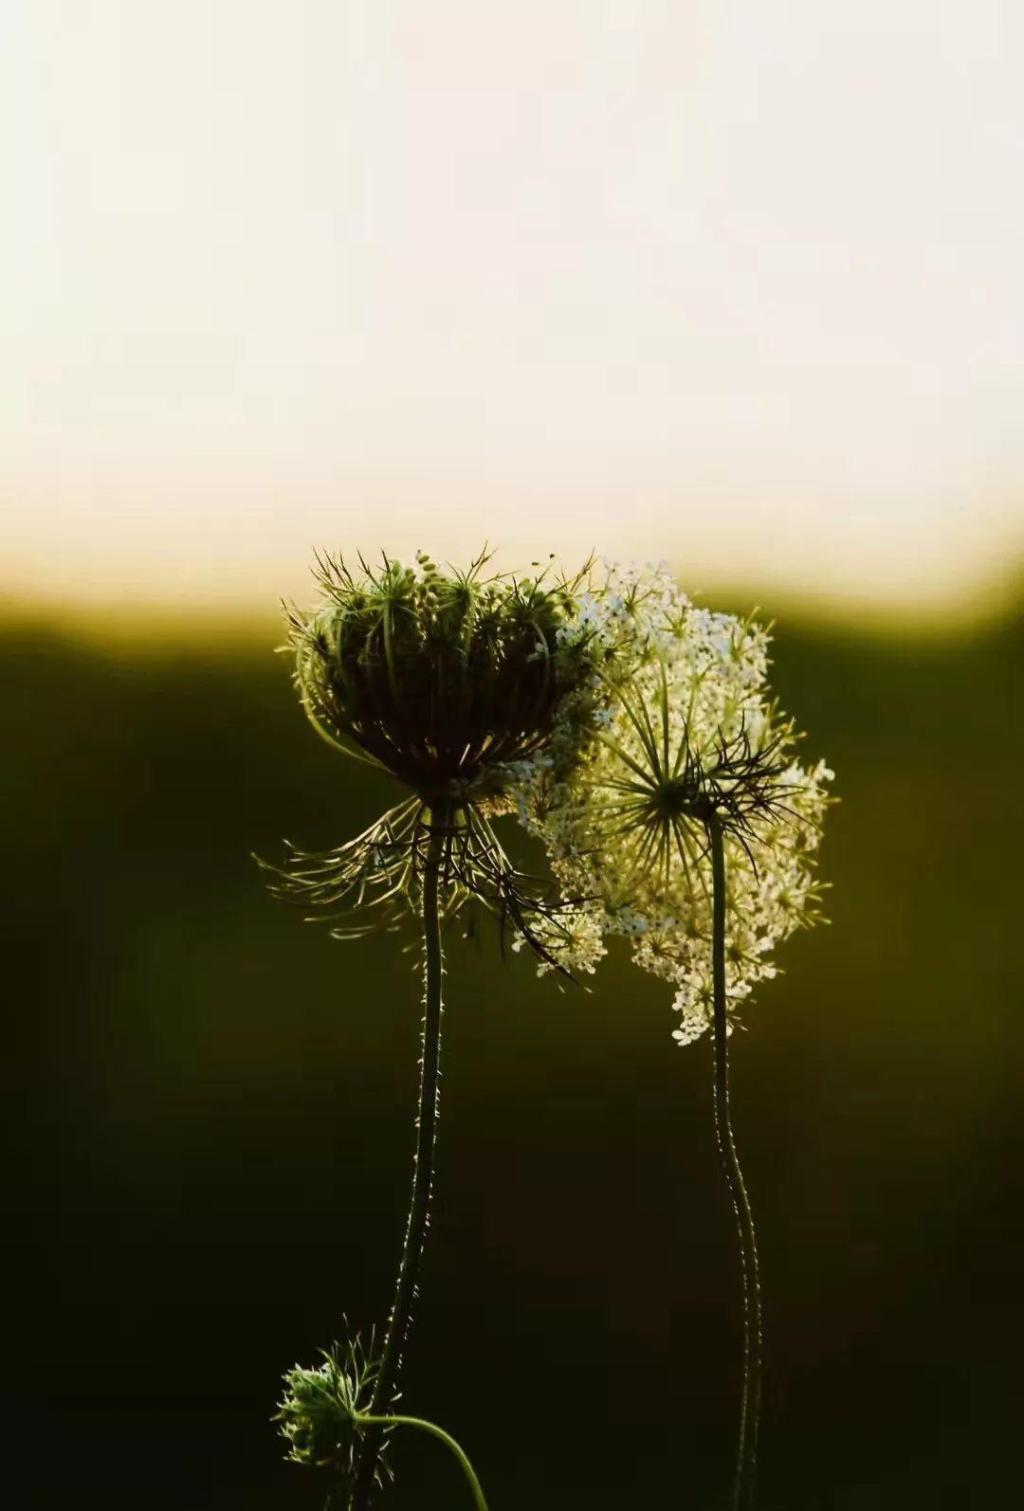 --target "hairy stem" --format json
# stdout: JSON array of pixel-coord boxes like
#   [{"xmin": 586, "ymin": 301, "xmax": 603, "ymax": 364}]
[
  {"xmin": 357, "ymin": 1413, "xmax": 489, "ymax": 1511},
  {"xmin": 349, "ymin": 808, "xmax": 448, "ymax": 1510},
  {"xmin": 708, "ymin": 811, "xmax": 763, "ymax": 1511}
]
